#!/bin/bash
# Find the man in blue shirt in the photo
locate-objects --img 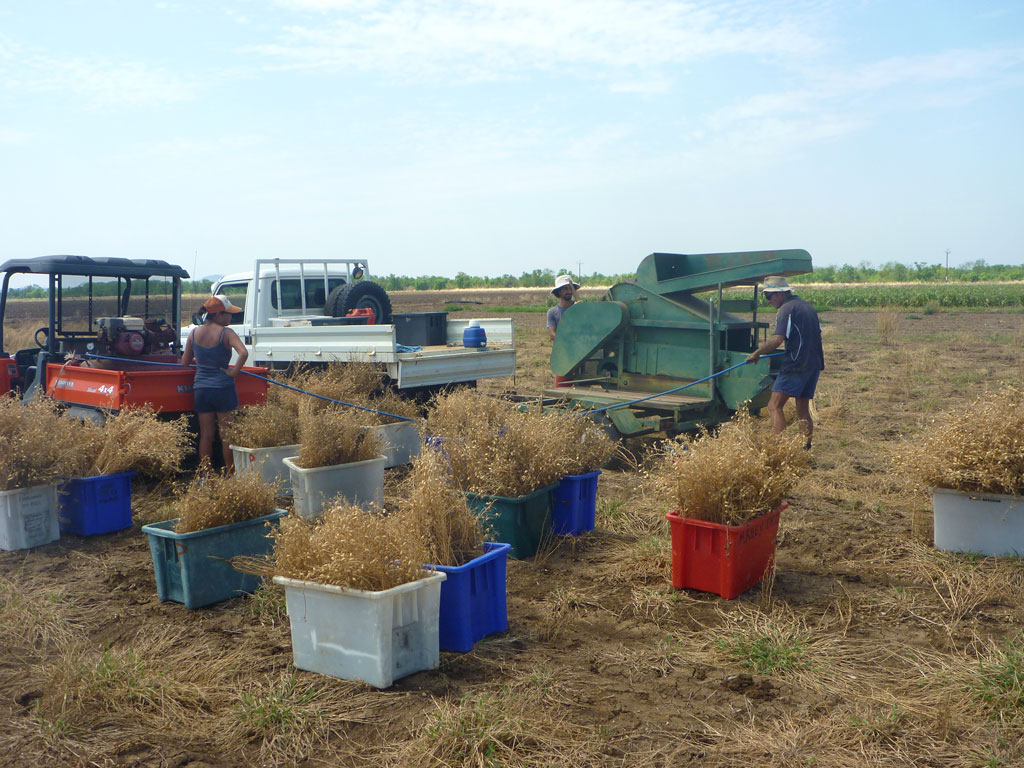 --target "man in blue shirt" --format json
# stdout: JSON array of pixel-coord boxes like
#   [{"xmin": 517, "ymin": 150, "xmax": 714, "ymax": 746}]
[{"xmin": 745, "ymin": 276, "xmax": 824, "ymax": 448}]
